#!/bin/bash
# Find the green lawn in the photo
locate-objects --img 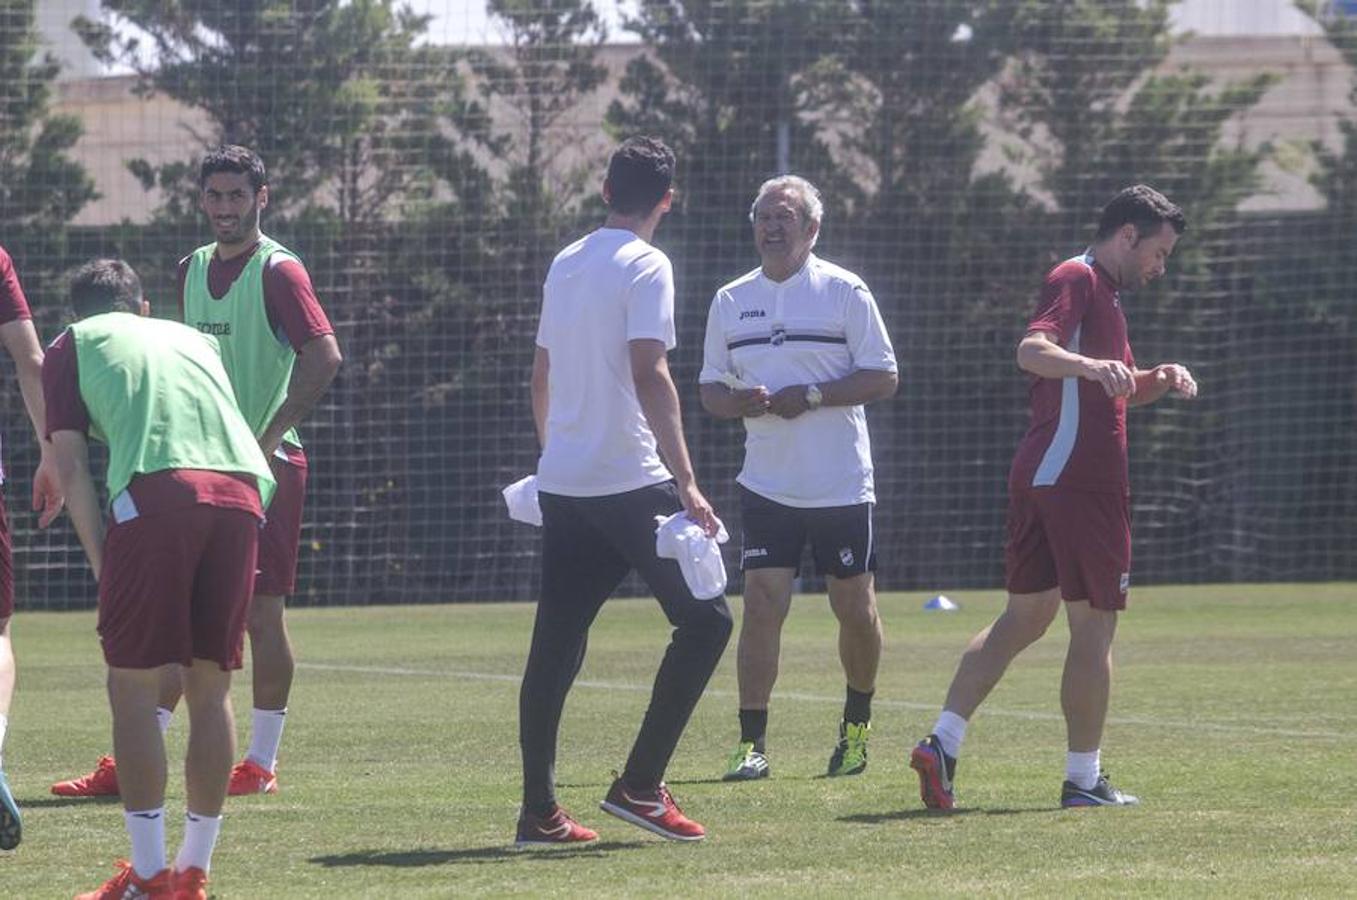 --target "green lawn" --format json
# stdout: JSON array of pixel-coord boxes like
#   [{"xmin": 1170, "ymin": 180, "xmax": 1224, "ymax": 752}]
[{"xmin": 3, "ymin": 584, "xmax": 1354, "ymax": 897}]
